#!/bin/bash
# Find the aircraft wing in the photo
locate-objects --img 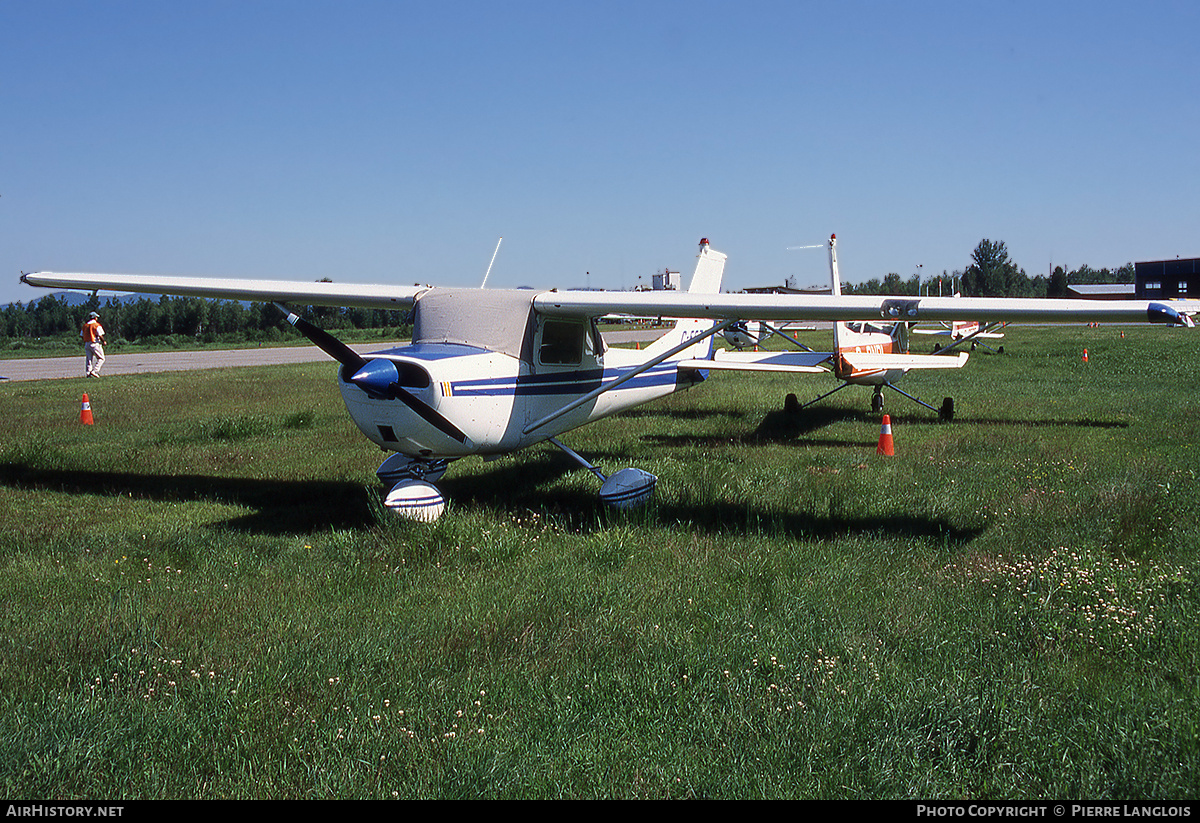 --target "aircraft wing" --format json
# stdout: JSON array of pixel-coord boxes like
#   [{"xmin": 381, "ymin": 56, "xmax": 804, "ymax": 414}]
[
  {"xmin": 533, "ymin": 291, "xmax": 1200, "ymax": 326},
  {"xmin": 20, "ymin": 271, "xmax": 1200, "ymax": 327},
  {"xmin": 841, "ymin": 351, "xmax": 970, "ymax": 371},
  {"xmin": 19, "ymin": 272, "xmax": 425, "ymax": 311}
]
